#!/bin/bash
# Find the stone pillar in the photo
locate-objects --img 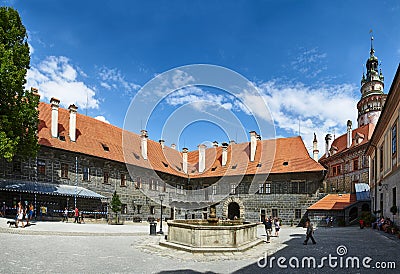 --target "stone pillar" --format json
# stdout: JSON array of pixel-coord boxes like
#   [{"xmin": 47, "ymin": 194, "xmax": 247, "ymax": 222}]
[
  {"xmin": 68, "ymin": 104, "xmax": 78, "ymax": 142},
  {"xmin": 50, "ymin": 97, "xmax": 60, "ymax": 138},
  {"xmin": 141, "ymin": 130, "xmax": 148, "ymax": 160}
]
